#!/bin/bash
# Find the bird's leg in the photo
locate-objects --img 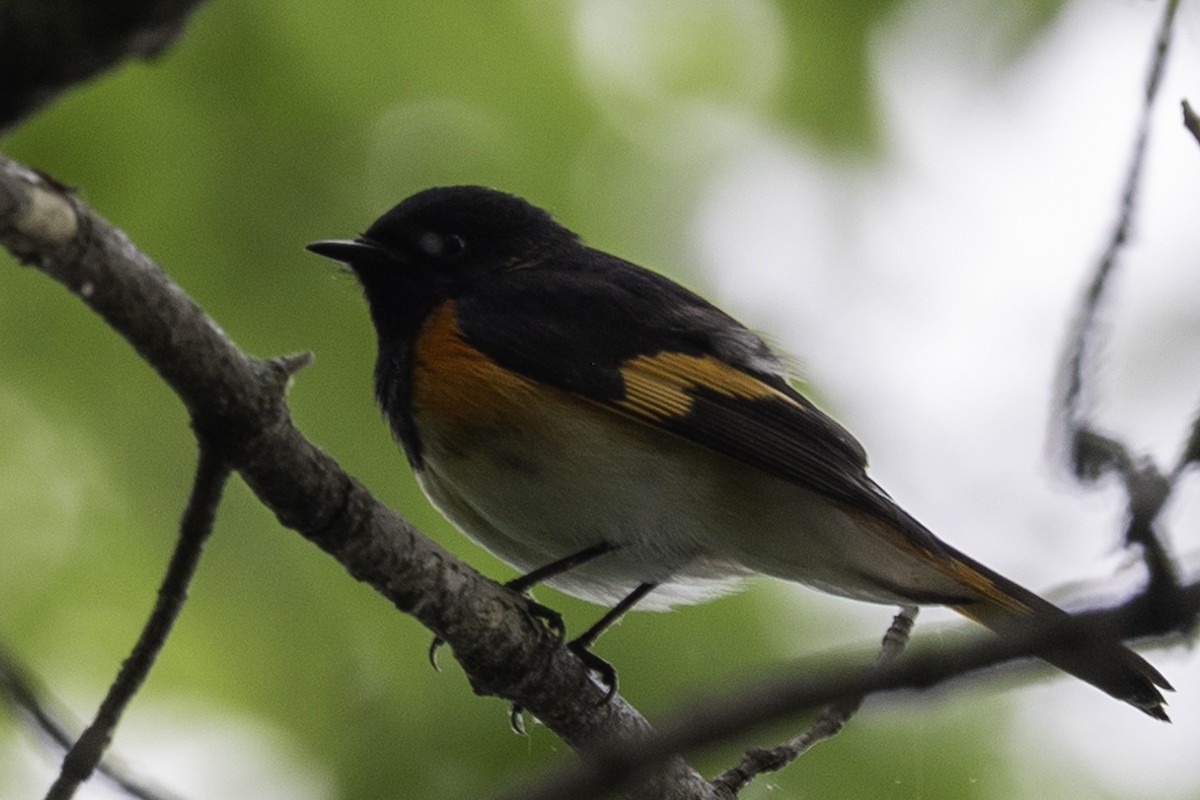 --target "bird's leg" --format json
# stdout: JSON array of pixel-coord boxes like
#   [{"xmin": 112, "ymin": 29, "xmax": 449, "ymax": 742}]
[
  {"xmin": 428, "ymin": 541, "xmax": 618, "ymax": 669},
  {"xmin": 508, "ymin": 580, "xmax": 658, "ymax": 733},
  {"xmin": 569, "ymin": 581, "xmax": 658, "ymax": 700},
  {"xmin": 506, "ymin": 541, "xmax": 619, "ymax": 593}
]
